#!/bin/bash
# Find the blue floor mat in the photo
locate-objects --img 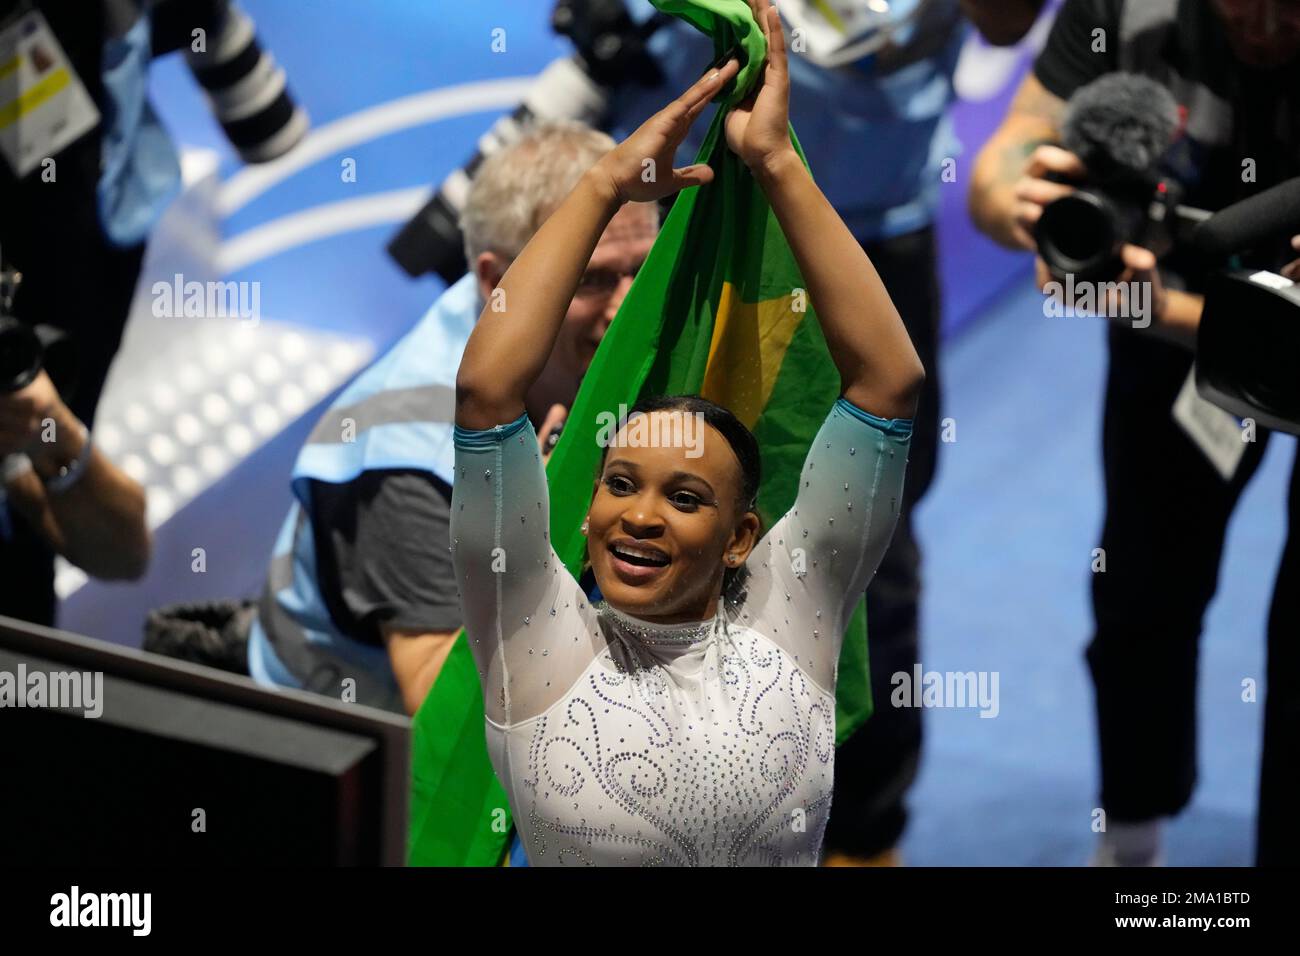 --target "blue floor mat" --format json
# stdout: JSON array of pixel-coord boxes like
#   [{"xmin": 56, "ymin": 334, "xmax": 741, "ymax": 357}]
[{"xmin": 900, "ymin": 276, "xmax": 1293, "ymax": 866}]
